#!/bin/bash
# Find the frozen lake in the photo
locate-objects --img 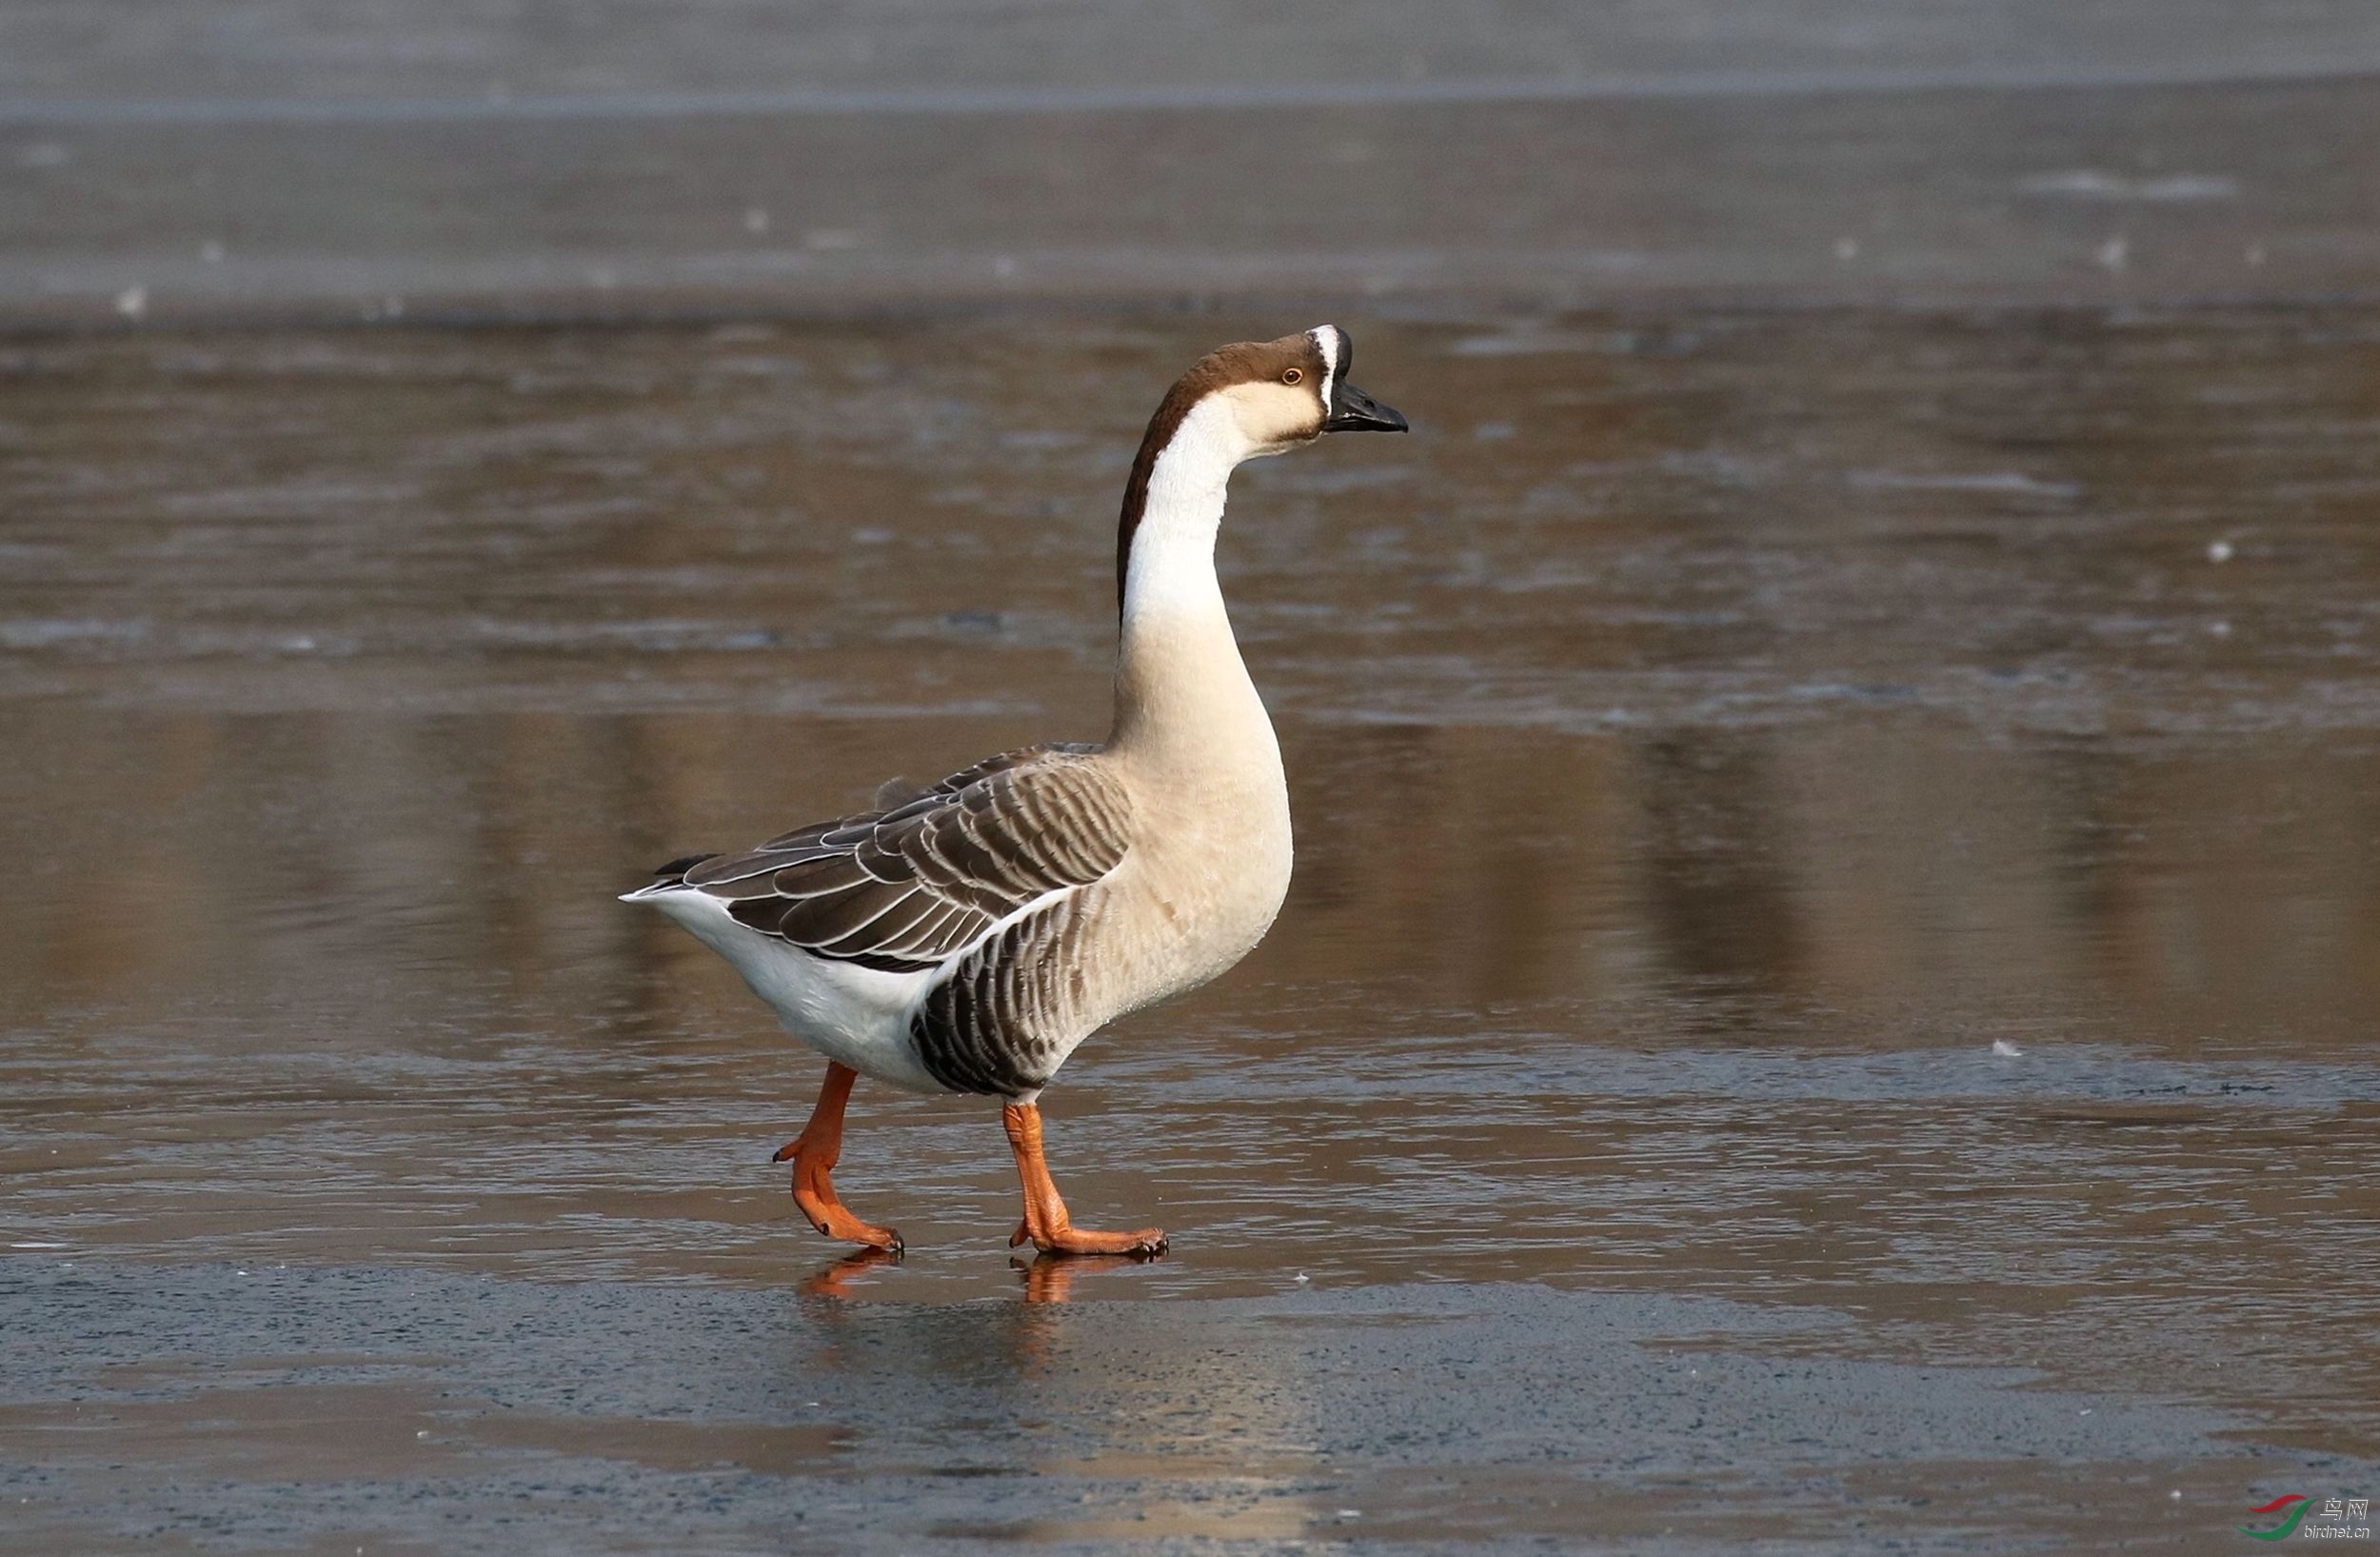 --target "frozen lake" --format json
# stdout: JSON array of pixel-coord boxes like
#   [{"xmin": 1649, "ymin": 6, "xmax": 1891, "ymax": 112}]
[{"xmin": 3, "ymin": 308, "xmax": 2376, "ymax": 1551}]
